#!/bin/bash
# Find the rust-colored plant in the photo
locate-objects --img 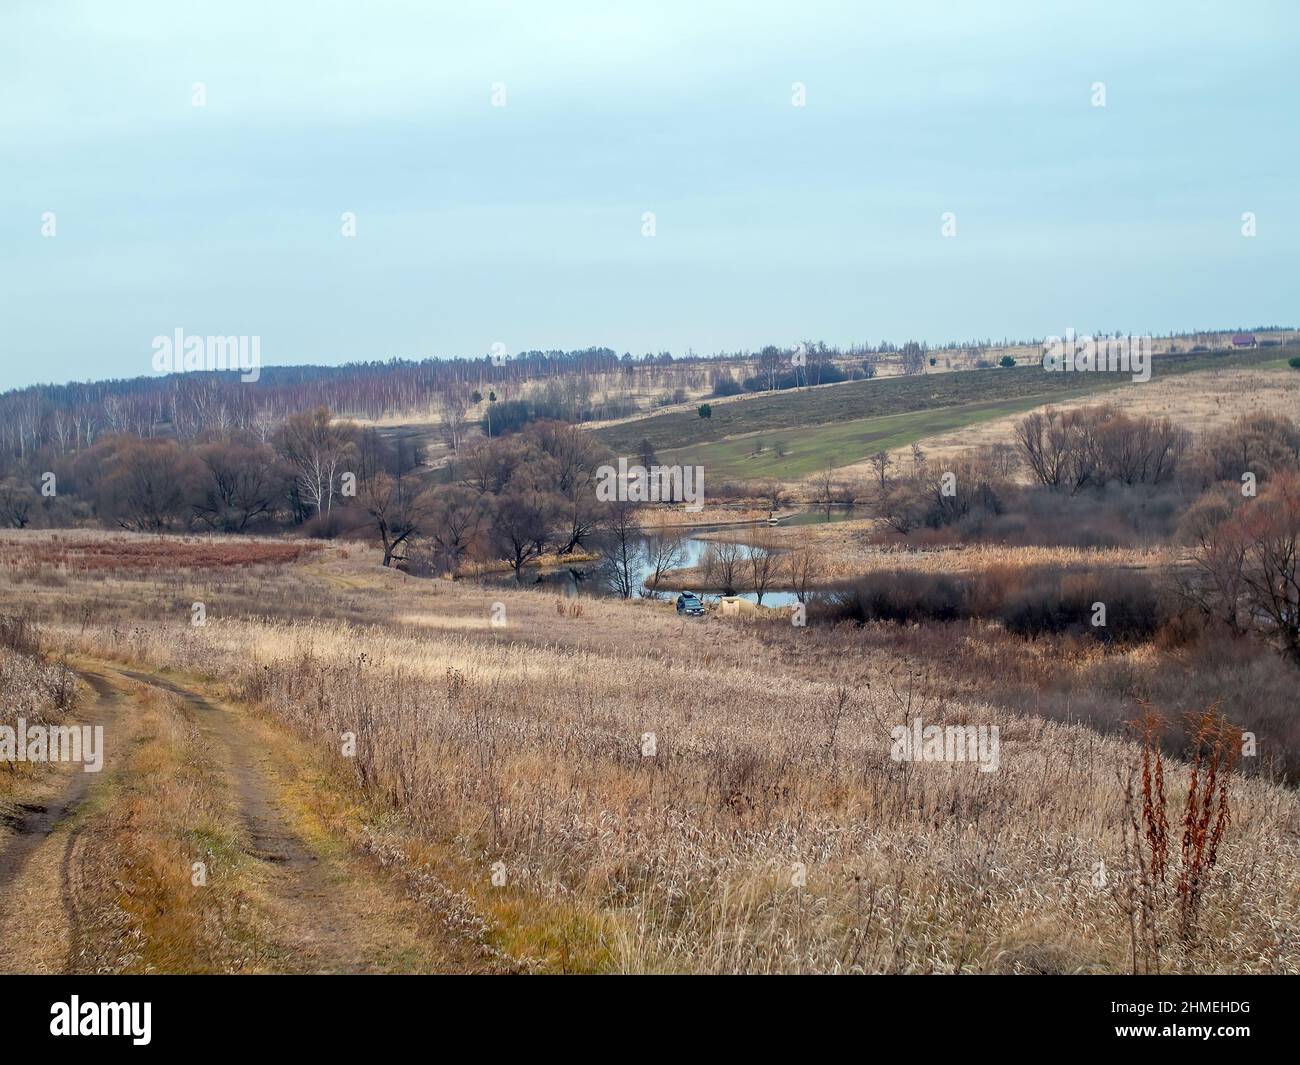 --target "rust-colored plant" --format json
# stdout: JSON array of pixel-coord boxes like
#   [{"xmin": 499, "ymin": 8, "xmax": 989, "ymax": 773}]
[
  {"xmin": 1136, "ymin": 706, "xmax": 1169, "ymax": 885},
  {"xmin": 1176, "ymin": 708, "xmax": 1240, "ymax": 940},
  {"xmin": 1120, "ymin": 707, "xmax": 1166, "ymax": 973},
  {"xmin": 1123, "ymin": 704, "xmax": 1242, "ymax": 964}
]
